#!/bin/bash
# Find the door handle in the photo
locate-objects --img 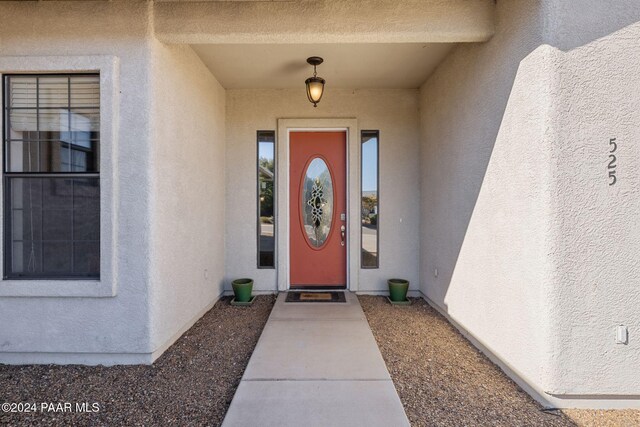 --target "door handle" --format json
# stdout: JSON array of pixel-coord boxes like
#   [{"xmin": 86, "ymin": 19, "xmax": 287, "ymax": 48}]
[{"xmin": 340, "ymin": 225, "xmax": 346, "ymax": 246}]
